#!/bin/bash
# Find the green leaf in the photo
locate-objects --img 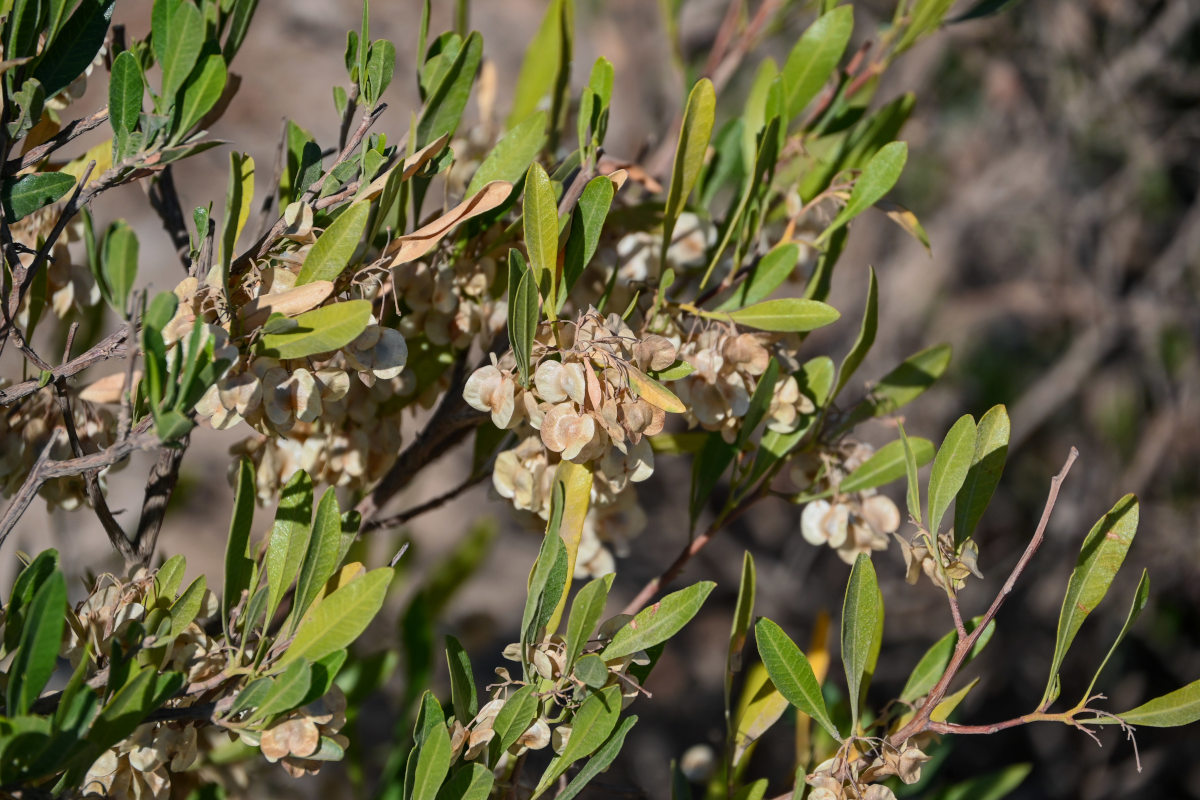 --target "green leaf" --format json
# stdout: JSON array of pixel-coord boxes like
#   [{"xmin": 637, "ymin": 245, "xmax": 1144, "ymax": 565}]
[
  {"xmin": 265, "ymin": 470, "xmax": 314, "ymax": 623},
  {"xmin": 728, "ymin": 552, "xmax": 757, "ymax": 675},
  {"xmin": 154, "ymin": 555, "xmax": 187, "ymax": 602},
  {"xmin": 780, "ymin": 5, "xmax": 854, "ymax": 119},
  {"xmin": 363, "ymin": 37, "xmax": 396, "ymax": 107},
  {"xmin": 32, "ymin": 0, "xmax": 114, "ymax": 99},
  {"xmin": 279, "ymin": 566, "xmax": 393, "ymax": 666},
  {"xmin": 565, "ymin": 573, "xmax": 614, "ymax": 671},
  {"xmin": 689, "ymin": 434, "xmax": 737, "ymax": 523},
  {"xmin": 554, "ymin": 714, "xmax": 638, "ymax": 800},
  {"xmin": 411, "ymin": 705, "xmax": 452, "ymax": 800},
  {"xmin": 101, "ymin": 220, "xmax": 138, "ymax": 316},
  {"xmin": 899, "ymin": 617, "xmax": 995, "ymax": 703},
  {"xmin": 534, "ymin": 685, "xmax": 622, "ymax": 796},
  {"xmin": 108, "ymin": 50, "xmax": 144, "ymax": 158},
  {"xmin": 4, "ymin": 550, "xmax": 59, "ymax": 653},
  {"xmin": 520, "ymin": 507, "xmax": 569, "ymax": 649},
  {"xmin": 851, "ymin": 343, "xmax": 952, "ymax": 422},
  {"xmin": 492, "ymin": 685, "xmax": 539, "ymax": 755},
  {"xmin": 168, "ymin": 575, "xmax": 206, "ymax": 638},
  {"xmin": 560, "ymin": 175, "xmax": 615, "ymax": 311},
  {"xmin": 1, "ymin": 172, "xmax": 75, "ymax": 222},
  {"xmin": 258, "ymin": 299, "xmax": 372, "ymax": 359},
  {"xmin": 898, "ymin": 422, "xmax": 922, "ymax": 525},
  {"xmin": 436, "ymin": 762, "xmax": 494, "ymax": 800},
  {"xmin": 523, "ymin": 162, "xmax": 559, "ymax": 311},
  {"xmin": 508, "ymin": 0, "xmax": 571, "ymax": 127},
  {"xmin": 755, "ymin": 618, "xmax": 839, "ymax": 740},
  {"xmin": 223, "ymin": 459, "xmax": 256, "ymax": 630},
  {"xmin": 445, "ymin": 635, "xmax": 478, "ymax": 723},
  {"xmin": 602, "ymin": 581, "xmax": 715, "ymax": 660},
  {"xmin": 716, "ymin": 242, "xmax": 799, "ymax": 311},
  {"xmin": 1042, "ymin": 494, "xmax": 1139, "ymax": 707},
  {"xmin": 1110, "ymin": 678, "xmax": 1200, "ymax": 728},
  {"xmin": 821, "ymin": 141, "xmax": 908, "ymax": 242},
  {"xmin": 648, "ymin": 360, "xmax": 695, "ymax": 381},
  {"xmin": 296, "ymin": 201, "xmax": 370, "ymax": 285},
  {"xmin": 153, "ymin": 0, "xmax": 205, "ymax": 104},
  {"xmin": 466, "ymin": 111, "xmax": 547, "ymax": 196},
  {"xmin": 574, "ymin": 654, "xmax": 609, "ymax": 688},
  {"xmin": 736, "ymin": 358, "xmax": 780, "ymax": 451},
  {"xmin": 953, "ymin": 405, "xmax": 1010, "ymax": 547},
  {"xmin": 927, "ymin": 414, "xmax": 977, "ymax": 535},
  {"xmin": 290, "ymin": 488, "xmax": 344, "ymax": 631},
  {"xmin": 172, "ymin": 48, "xmax": 227, "ymax": 139},
  {"xmin": 6, "ymin": 570, "xmax": 66, "ymax": 715},
  {"xmin": 508, "ymin": 249, "xmax": 538, "ymax": 388},
  {"xmin": 835, "ymin": 266, "xmax": 877, "ymax": 396},
  {"xmin": 840, "ymin": 436, "xmax": 934, "ymax": 494},
  {"xmin": 707, "ymin": 298, "xmax": 840, "ymax": 333},
  {"xmin": 664, "ymin": 78, "xmax": 716, "ymax": 272},
  {"xmin": 417, "ymin": 31, "xmax": 481, "ymax": 147},
  {"xmin": 1083, "ymin": 569, "xmax": 1149, "ymax": 701},
  {"xmin": 219, "ymin": 151, "xmax": 255, "ymax": 279},
  {"xmin": 841, "ymin": 553, "xmax": 882, "ymax": 726},
  {"xmin": 249, "ymin": 658, "xmax": 313, "ymax": 723}
]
